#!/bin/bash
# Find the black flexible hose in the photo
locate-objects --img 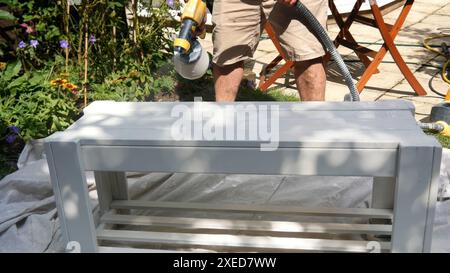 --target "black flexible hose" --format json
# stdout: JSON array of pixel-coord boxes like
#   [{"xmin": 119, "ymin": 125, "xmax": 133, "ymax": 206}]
[
  {"xmin": 429, "ymin": 69, "xmax": 446, "ymax": 97},
  {"xmin": 294, "ymin": 1, "xmax": 360, "ymax": 101}
]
